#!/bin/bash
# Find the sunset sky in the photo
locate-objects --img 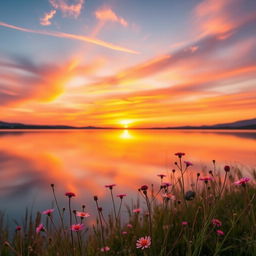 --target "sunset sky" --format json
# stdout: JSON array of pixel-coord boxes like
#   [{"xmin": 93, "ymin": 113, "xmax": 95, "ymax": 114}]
[{"xmin": 0, "ymin": 0, "xmax": 256, "ymax": 128}]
